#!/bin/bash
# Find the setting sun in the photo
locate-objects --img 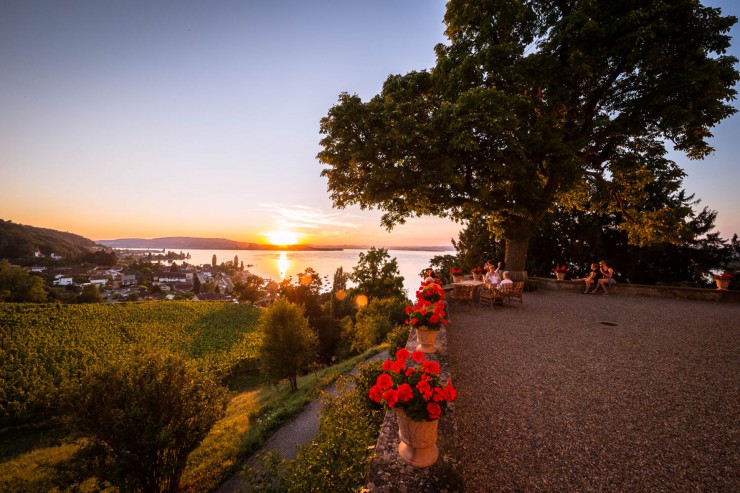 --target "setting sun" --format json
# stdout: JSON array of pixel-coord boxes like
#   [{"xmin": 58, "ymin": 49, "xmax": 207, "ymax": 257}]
[{"xmin": 266, "ymin": 230, "xmax": 300, "ymax": 246}]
